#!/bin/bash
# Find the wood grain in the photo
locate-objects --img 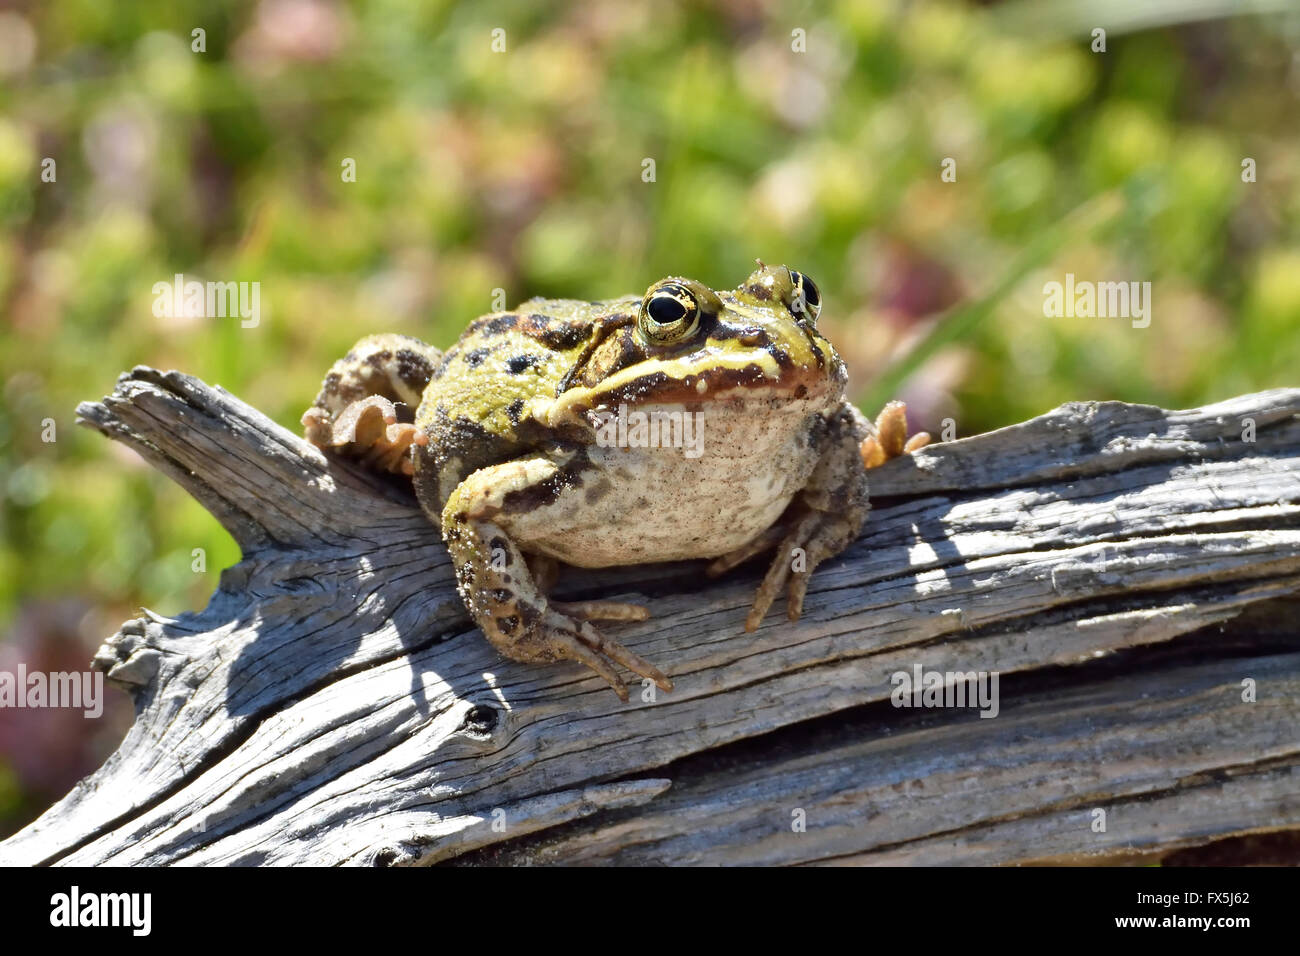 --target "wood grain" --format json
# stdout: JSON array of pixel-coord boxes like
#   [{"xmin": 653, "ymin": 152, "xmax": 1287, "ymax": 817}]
[{"xmin": 1, "ymin": 368, "xmax": 1296, "ymax": 866}]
